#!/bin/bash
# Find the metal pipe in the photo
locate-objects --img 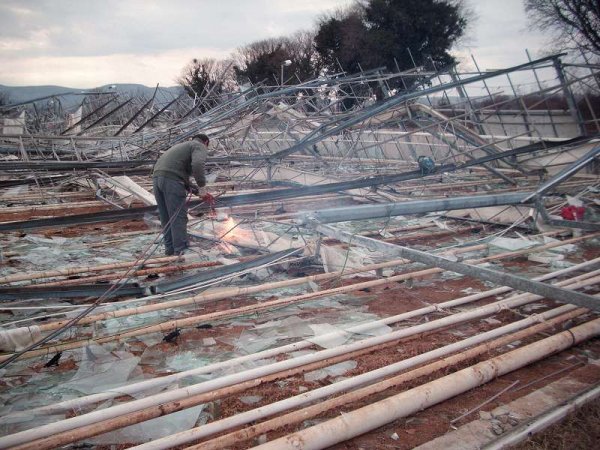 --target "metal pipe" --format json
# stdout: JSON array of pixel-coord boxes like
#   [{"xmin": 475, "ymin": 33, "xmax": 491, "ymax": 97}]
[
  {"xmin": 253, "ymin": 317, "xmax": 600, "ymax": 450},
  {"xmin": 11, "ymin": 254, "xmax": 597, "ymax": 421},
  {"xmin": 3, "ymin": 235, "xmax": 596, "ymax": 361},
  {"xmin": 128, "ymin": 303, "xmax": 590, "ymax": 450},
  {"xmin": 2, "ymin": 271, "xmax": 598, "ymax": 449},
  {"xmin": 186, "ymin": 308, "xmax": 587, "ymax": 450},
  {"xmin": 301, "ymin": 192, "xmax": 530, "ymax": 224},
  {"xmin": 316, "ymin": 224, "xmax": 600, "ymax": 311}
]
